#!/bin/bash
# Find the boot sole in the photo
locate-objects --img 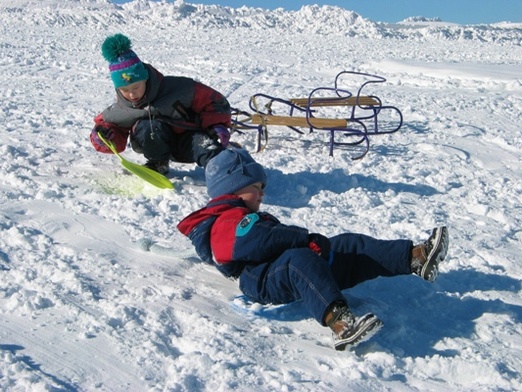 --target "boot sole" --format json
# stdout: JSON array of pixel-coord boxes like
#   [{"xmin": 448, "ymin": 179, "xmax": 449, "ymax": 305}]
[
  {"xmin": 421, "ymin": 226, "xmax": 449, "ymax": 282},
  {"xmin": 334, "ymin": 314, "xmax": 383, "ymax": 351}
]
